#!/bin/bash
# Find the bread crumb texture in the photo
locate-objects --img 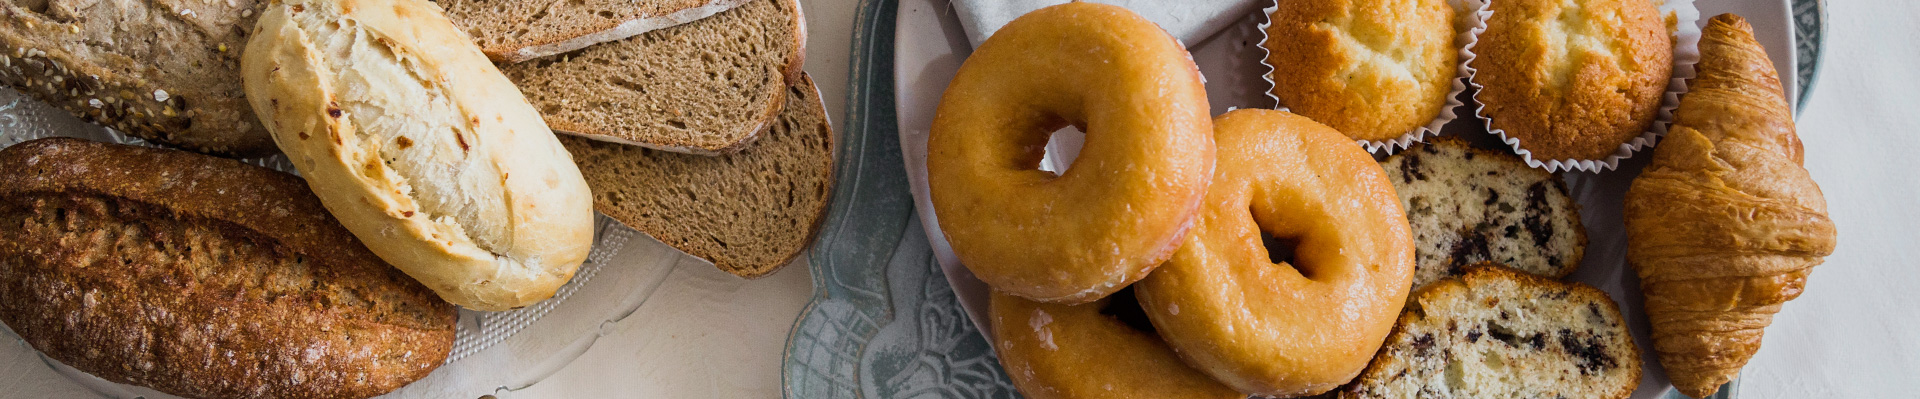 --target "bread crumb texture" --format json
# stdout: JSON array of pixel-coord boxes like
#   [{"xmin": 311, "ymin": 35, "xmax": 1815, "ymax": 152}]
[{"xmin": 1381, "ymin": 138, "xmax": 1585, "ymax": 290}]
